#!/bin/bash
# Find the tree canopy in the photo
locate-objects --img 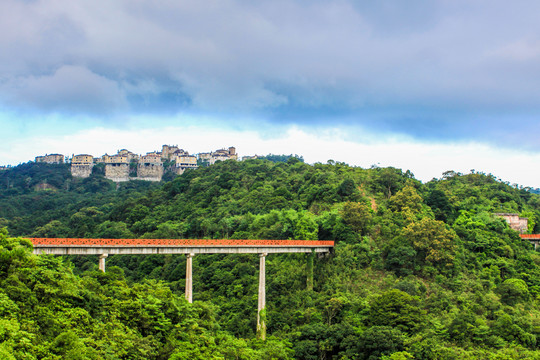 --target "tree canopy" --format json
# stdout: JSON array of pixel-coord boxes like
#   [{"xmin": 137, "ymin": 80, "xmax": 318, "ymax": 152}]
[{"xmin": 0, "ymin": 160, "xmax": 539, "ymax": 359}]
